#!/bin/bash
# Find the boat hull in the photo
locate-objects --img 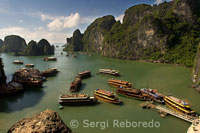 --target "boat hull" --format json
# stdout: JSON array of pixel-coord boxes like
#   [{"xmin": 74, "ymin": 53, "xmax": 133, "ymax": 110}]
[
  {"xmin": 116, "ymin": 90, "xmax": 147, "ymax": 101},
  {"xmin": 58, "ymin": 98, "xmax": 98, "ymax": 106},
  {"xmin": 164, "ymin": 98, "xmax": 198, "ymax": 117},
  {"xmin": 94, "ymin": 94, "xmax": 121, "ymax": 104},
  {"xmin": 140, "ymin": 89, "xmax": 165, "ymax": 104}
]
